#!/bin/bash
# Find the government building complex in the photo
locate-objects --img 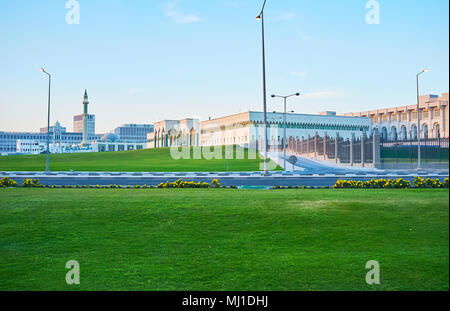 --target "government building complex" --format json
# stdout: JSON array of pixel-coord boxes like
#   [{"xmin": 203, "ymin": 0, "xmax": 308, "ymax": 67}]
[
  {"xmin": 1, "ymin": 91, "xmax": 448, "ymax": 155},
  {"xmin": 147, "ymin": 111, "xmax": 372, "ymax": 149}
]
